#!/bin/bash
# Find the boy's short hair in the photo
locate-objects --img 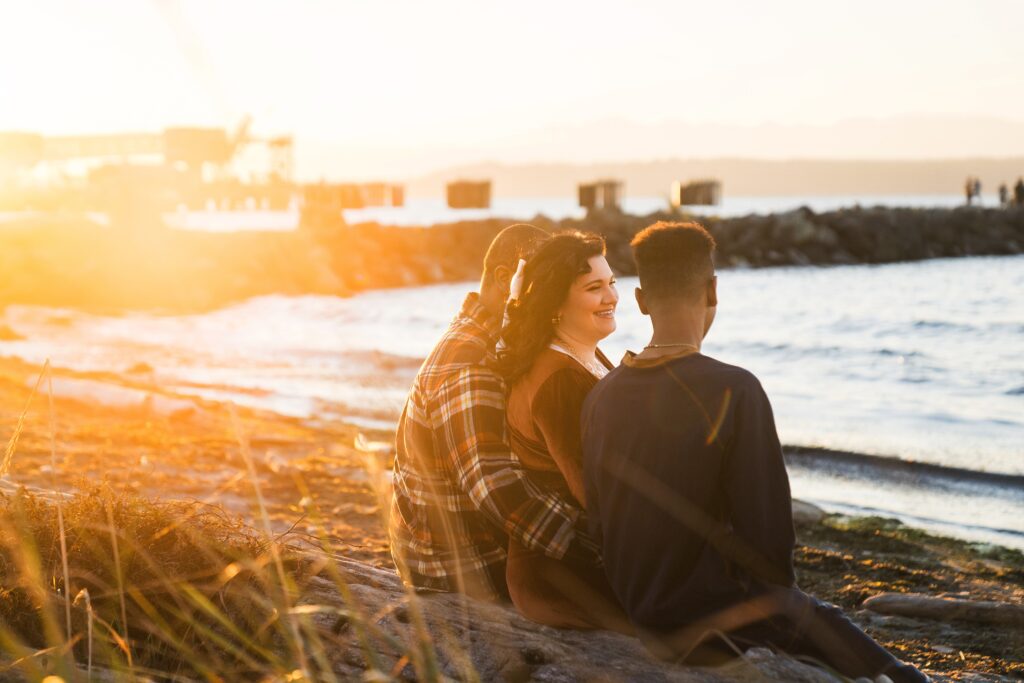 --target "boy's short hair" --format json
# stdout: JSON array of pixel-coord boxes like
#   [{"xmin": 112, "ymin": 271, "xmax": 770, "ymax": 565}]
[
  {"xmin": 630, "ymin": 221, "xmax": 716, "ymax": 302},
  {"xmin": 482, "ymin": 223, "xmax": 549, "ymax": 286}
]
